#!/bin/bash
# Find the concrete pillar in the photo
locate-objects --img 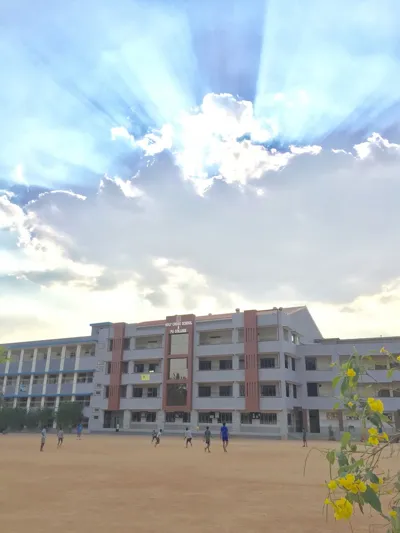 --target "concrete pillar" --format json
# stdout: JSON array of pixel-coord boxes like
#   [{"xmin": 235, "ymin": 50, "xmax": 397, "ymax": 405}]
[
  {"xmin": 280, "ymin": 409, "xmax": 289, "ymax": 439},
  {"xmin": 157, "ymin": 410, "xmax": 165, "ymax": 429},
  {"xmin": 191, "ymin": 410, "xmax": 198, "ymax": 429},
  {"xmin": 123, "ymin": 409, "xmax": 130, "ymax": 430},
  {"xmin": 232, "ymin": 411, "xmax": 241, "ymax": 434},
  {"xmin": 232, "ymin": 354, "xmax": 239, "ymax": 370}
]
